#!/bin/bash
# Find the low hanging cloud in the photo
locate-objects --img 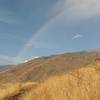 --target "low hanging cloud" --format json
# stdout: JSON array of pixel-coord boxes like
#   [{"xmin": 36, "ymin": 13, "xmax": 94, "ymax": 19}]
[
  {"xmin": 0, "ymin": 56, "xmax": 34, "ymax": 65},
  {"xmin": 0, "ymin": 55, "xmax": 27, "ymax": 65},
  {"xmin": 0, "ymin": 56, "xmax": 15, "ymax": 65}
]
